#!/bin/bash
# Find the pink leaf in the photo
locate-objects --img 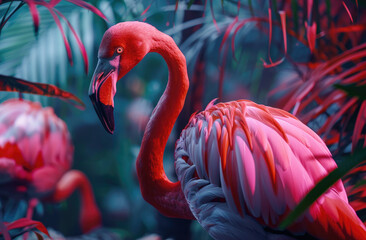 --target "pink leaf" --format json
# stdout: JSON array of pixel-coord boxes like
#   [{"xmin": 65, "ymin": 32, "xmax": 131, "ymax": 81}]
[
  {"xmin": 47, "ymin": 7, "xmax": 73, "ymax": 66},
  {"xmin": 305, "ymin": 21, "xmax": 317, "ymax": 53},
  {"xmin": 141, "ymin": 3, "xmax": 151, "ymax": 21},
  {"xmin": 301, "ymin": 91, "xmax": 346, "ymax": 123},
  {"xmin": 5, "ymin": 218, "xmax": 51, "ymax": 238},
  {"xmin": 219, "ymin": 16, "xmax": 238, "ymax": 53},
  {"xmin": 318, "ymin": 98, "xmax": 358, "ymax": 136},
  {"xmin": 268, "ymin": 8, "xmax": 273, "ymax": 64},
  {"xmin": 210, "ymin": 0, "xmax": 220, "ymax": 32},
  {"xmin": 262, "ymin": 10, "xmax": 287, "ymax": 68},
  {"xmin": 49, "ymin": 0, "xmax": 61, "ymax": 7},
  {"xmin": 24, "ymin": 0, "xmax": 40, "ymax": 34},
  {"xmin": 342, "ymin": 1, "xmax": 354, "ymax": 23},
  {"xmin": 54, "ymin": 9, "xmax": 89, "ymax": 73}
]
